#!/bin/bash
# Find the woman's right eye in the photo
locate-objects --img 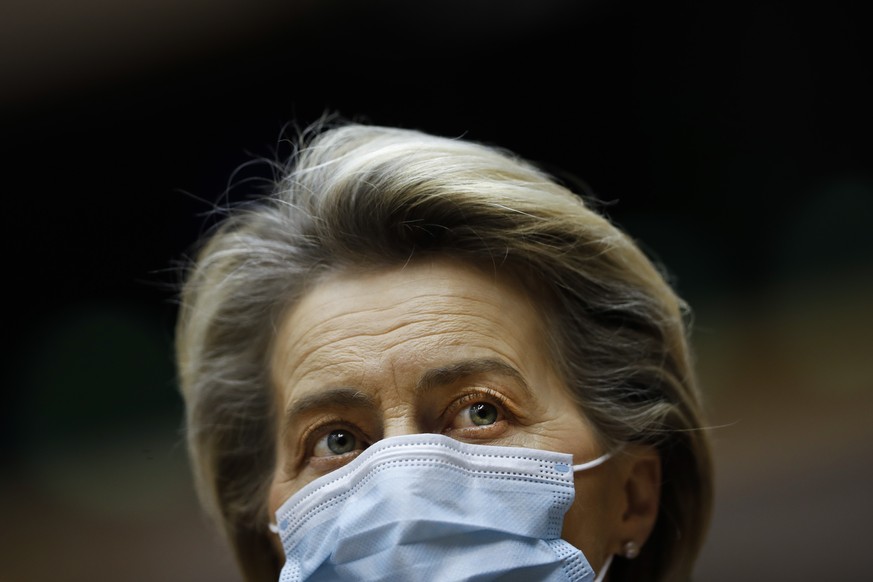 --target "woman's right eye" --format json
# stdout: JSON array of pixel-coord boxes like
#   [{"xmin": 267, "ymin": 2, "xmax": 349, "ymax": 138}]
[{"xmin": 312, "ymin": 429, "xmax": 364, "ymax": 457}]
